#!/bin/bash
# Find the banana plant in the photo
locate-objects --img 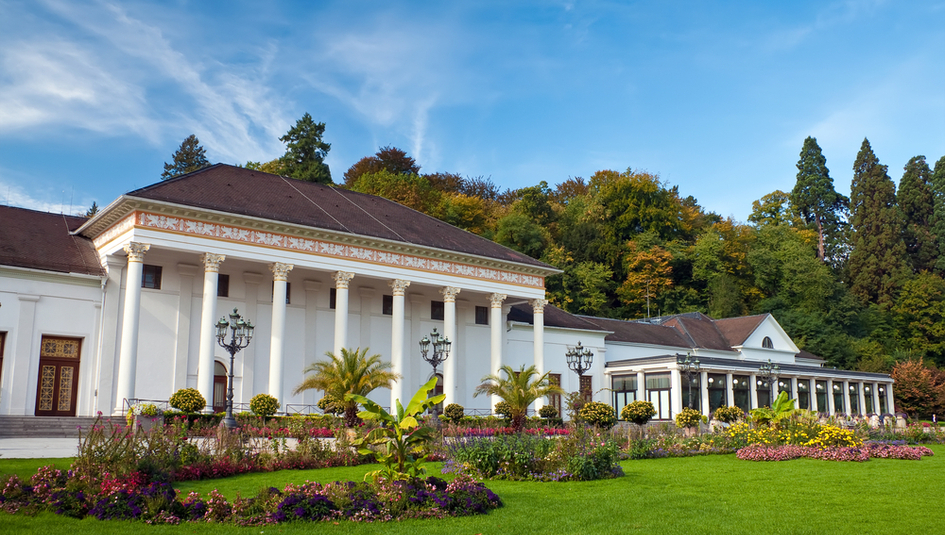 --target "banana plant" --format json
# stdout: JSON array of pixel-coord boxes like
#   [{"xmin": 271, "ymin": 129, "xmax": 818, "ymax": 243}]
[
  {"xmin": 346, "ymin": 376, "xmax": 446, "ymax": 481},
  {"xmin": 750, "ymin": 391, "xmax": 797, "ymax": 427}
]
